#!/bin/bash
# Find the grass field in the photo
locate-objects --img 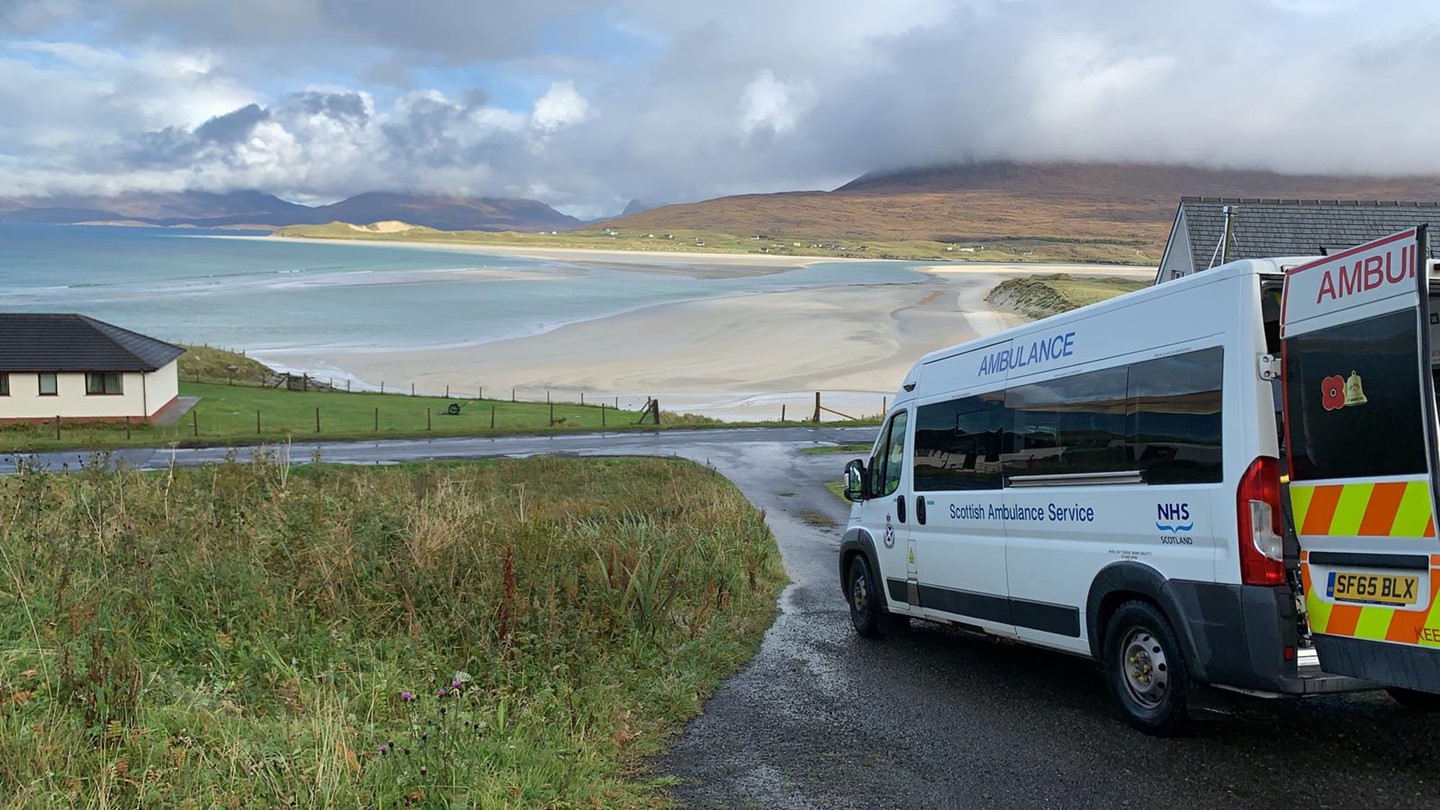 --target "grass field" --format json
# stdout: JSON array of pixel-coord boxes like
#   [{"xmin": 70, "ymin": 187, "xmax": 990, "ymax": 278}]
[
  {"xmin": 0, "ymin": 456, "xmax": 785, "ymax": 807},
  {"xmin": 278, "ymin": 222, "xmax": 1158, "ymax": 265},
  {"xmin": 0, "ymin": 382, "xmax": 687, "ymax": 453},
  {"xmin": 800, "ymin": 443, "xmax": 872, "ymax": 456},
  {"xmin": 985, "ymin": 273, "xmax": 1151, "ymax": 320}
]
